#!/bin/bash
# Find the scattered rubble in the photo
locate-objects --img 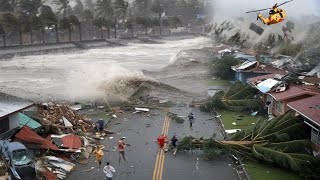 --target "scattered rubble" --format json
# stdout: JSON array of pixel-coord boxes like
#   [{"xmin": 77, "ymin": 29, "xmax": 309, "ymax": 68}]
[{"xmin": 36, "ymin": 103, "xmax": 93, "ymax": 134}]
